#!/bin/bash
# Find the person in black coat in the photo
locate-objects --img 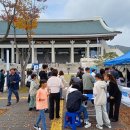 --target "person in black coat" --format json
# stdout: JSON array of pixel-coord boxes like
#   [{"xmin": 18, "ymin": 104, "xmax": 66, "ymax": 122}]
[
  {"xmin": 104, "ymin": 74, "xmax": 122, "ymax": 122},
  {"xmin": 66, "ymin": 84, "xmax": 91, "ymax": 128},
  {"xmin": 127, "ymin": 69, "xmax": 130, "ymax": 87},
  {"xmin": 39, "ymin": 64, "xmax": 48, "ymax": 82},
  {"xmin": 76, "ymin": 67, "xmax": 84, "ymax": 94},
  {"xmin": 0, "ymin": 69, "xmax": 5, "ymax": 93}
]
